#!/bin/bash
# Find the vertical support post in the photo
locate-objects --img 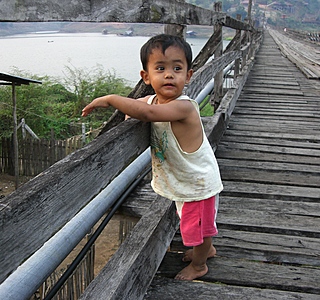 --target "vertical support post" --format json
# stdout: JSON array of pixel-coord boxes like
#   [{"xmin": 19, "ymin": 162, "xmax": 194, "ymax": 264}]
[
  {"xmin": 82, "ymin": 123, "xmax": 86, "ymax": 146},
  {"xmin": 213, "ymin": 1, "xmax": 223, "ymax": 111},
  {"xmin": 247, "ymin": 0, "xmax": 252, "ymax": 20},
  {"xmin": 234, "ymin": 14, "xmax": 242, "ymax": 76},
  {"xmin": 21, "ymin": 118, "xmax": 26, "ymax": 139},
  {"xmin": 164, "ymin": 24, "xmax": 186, "ymax": 39},
  {"xmin": 12, "ymin": 83, "xmax": 19, "ymax": 189},
  {"xmin": 50, "ymin": 128, "xmax": 55, "ymax": 165}
]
